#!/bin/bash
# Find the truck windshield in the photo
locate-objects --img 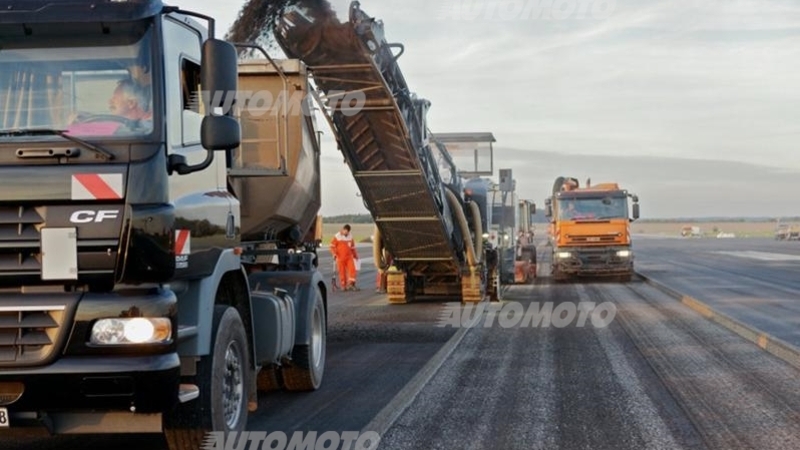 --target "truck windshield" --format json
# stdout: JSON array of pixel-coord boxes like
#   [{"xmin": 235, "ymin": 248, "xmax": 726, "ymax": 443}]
[
  {"xmin": 558, "ymin": 196, "xmax": 628, "ymax": 220},
  {"xmin": 0, "ymin": 24, "xmax": 154, "ymax": 139}
]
